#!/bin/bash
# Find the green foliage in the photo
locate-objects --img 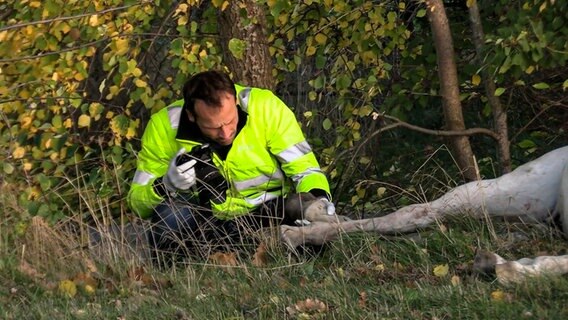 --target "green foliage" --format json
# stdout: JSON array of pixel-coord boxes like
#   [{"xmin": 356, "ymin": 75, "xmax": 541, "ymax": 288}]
[
  {"xmin": 266, "ymin": 0, "xmax": 425, "ymax": 189},
  {"xmin": 0, "ymin": 0, "xmax": 224, "ymax": 219},
  {"xmin": 483, "ymin": 0, "xmax": 568, "ymax": 78}
]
